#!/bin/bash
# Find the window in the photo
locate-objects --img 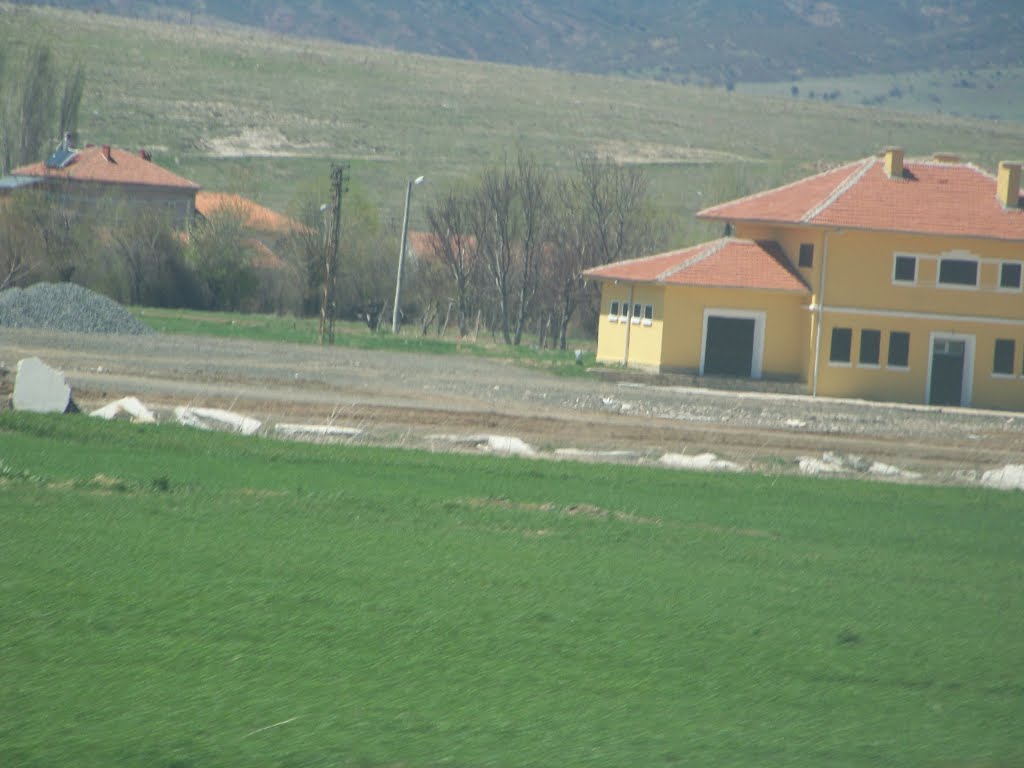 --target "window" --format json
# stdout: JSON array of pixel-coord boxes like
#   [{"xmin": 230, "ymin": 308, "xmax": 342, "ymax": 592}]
[
  {"xmin": 938, "ymin": 258, "xmax": 978, "ymax": 287},
  {"xmin": 798, "ymin": 243, "xmax": 814, "ymax": 268},
  {"xmin": 642, "ymin": 304, "xmax": 654, "ymax": 326},
  {"xmin": 608, "ymin": 300, "xmax": 619, "ymax": 320},
  {"xmin": 893, "ymin": 255, "xmax": 917, "ymax": 283},
  {"xmin": 829, "ymin": 327, "xmax": 852, "ymax": 363},
  {"xmin": 619, "ymin": 302, "xmax": 630, "ymax": 323},
  {"xmin": 993, "ymin": 339, "xmax": 1015, "ymax": 376},
  {"xmin": 859, "ymin": 329, "xmax": 881, "ymax": 365},
  {"xmin": 631, "ymin": 303, "xmax": 642, "ymax": 324},
  {"xmin": 887, "ymin": 331, "xmax": 910, "ymax": 368},
  {"xmin": 1000, "ymin": 262, "xmax": 1022, "ymax": 290}
]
